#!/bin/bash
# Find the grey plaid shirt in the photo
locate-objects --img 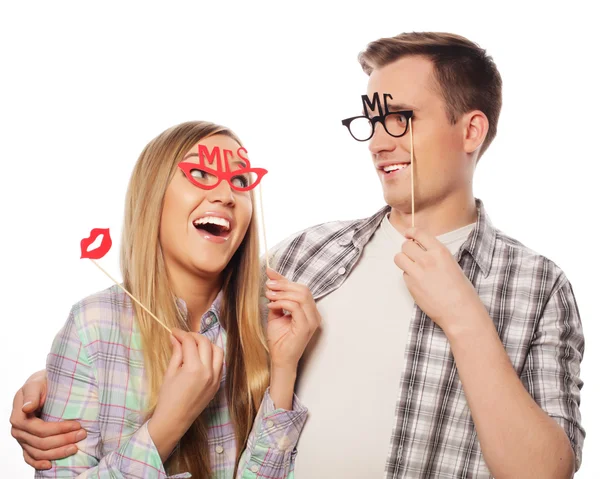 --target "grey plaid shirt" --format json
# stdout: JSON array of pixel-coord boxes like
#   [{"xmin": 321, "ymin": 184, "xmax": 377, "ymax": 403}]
[{"xmin": 267, "ymin": 199, "xmax": 585, "ymax": 478}]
